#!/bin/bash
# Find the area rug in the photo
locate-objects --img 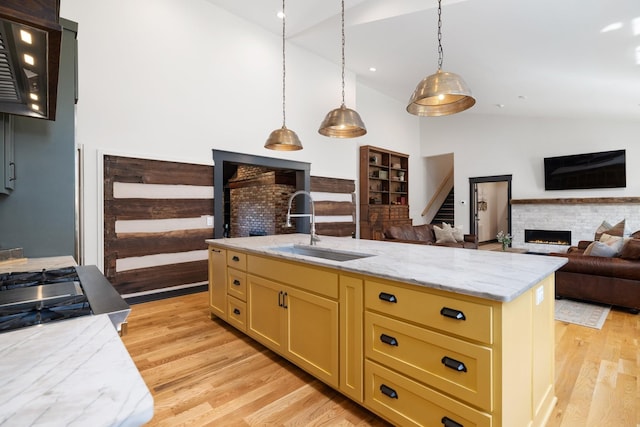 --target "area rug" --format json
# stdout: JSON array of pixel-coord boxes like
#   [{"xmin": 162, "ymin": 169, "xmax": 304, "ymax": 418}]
[{"xmin": 554, "ymin": 299, "xmax": 611, "ymax": 329}]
